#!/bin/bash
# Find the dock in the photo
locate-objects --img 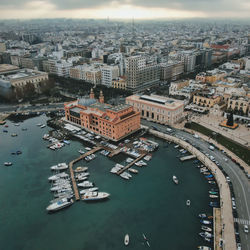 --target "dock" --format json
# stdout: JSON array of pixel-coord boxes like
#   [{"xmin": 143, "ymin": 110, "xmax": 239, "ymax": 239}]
[
  {"xmin": 179, "ymin": 155, "xmax": 196, "ymax": 161},
  {"xmin": 116, "ymin": 153, "xmax": 147, "ymax": 175},
  {"xmin": 214, "ymin": 208, "xmax": 222, "ymax": 250},
  {"xmin": 69, "ymin": 146, "xmax": 102, "ymax": 201},
  {"xmin": 108, "ymin": 148, "xmax": 121, "ymax": 158}
]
